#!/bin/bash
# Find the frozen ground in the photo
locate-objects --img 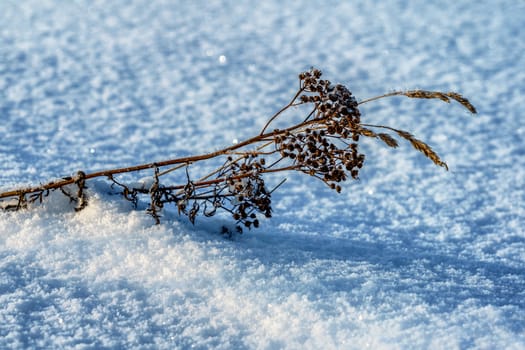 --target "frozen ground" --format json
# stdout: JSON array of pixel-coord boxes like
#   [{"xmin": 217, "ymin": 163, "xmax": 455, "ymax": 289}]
[{"xmin": 1, "ymin": 0, "xmax": 524, "ymax": 349}]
